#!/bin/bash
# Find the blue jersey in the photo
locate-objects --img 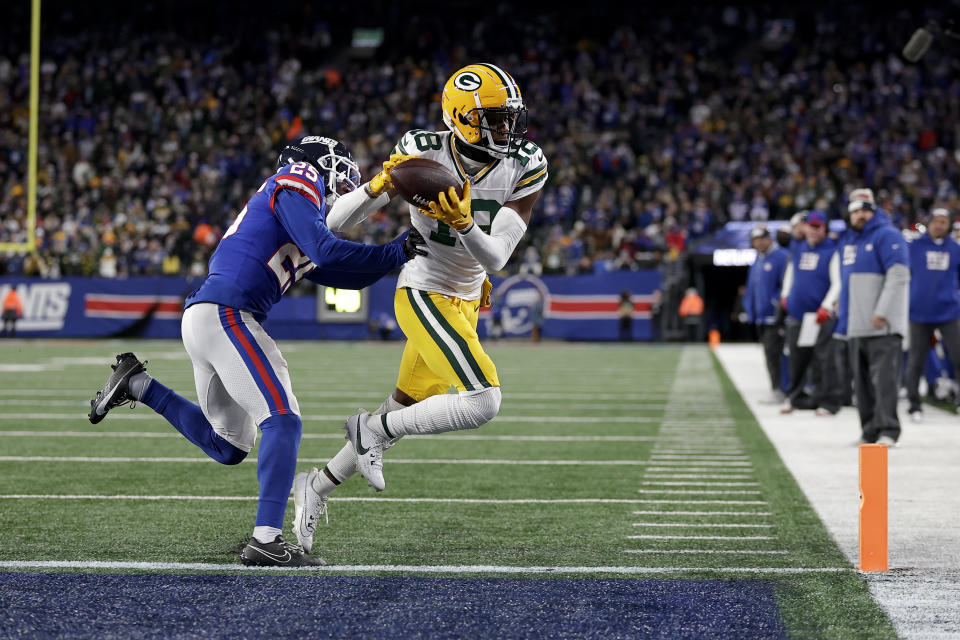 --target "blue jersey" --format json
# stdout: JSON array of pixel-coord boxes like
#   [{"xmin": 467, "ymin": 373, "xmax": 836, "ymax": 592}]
[
  {"xmin": 745, "ymin": 246, "xmax": 788, "ymax": 325},
  {"xmin": 786, "ymin": 237, "xmax": 836, "ymax": 320},
  {"xmin": 186, "ymin": 162, "xmax": 408, "ymax": 321},
  {"xmin": 908, "ymin": 234, "xmax": 960, "ymax": 324}
]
